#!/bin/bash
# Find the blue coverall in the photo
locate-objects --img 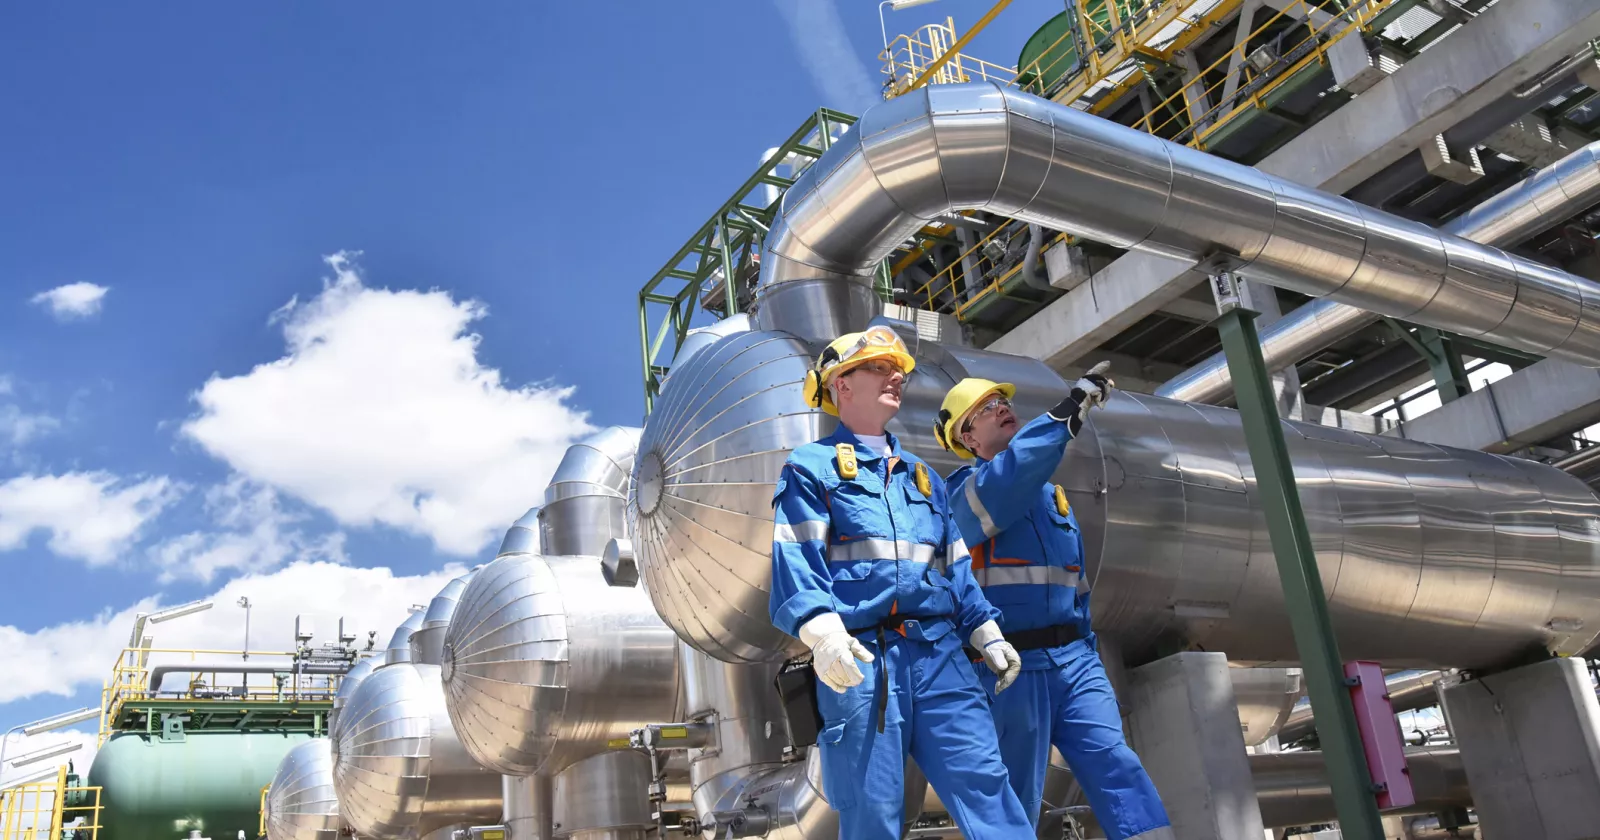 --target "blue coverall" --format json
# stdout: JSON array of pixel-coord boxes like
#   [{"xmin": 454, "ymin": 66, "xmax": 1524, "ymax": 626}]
[
  {"xmin": 947, "ymin": 413, "xmax": 1172, "ymax": 840},
  {"xmin": 770, "ymin": 424, "xmax": 1034, "ymax": 840}
]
